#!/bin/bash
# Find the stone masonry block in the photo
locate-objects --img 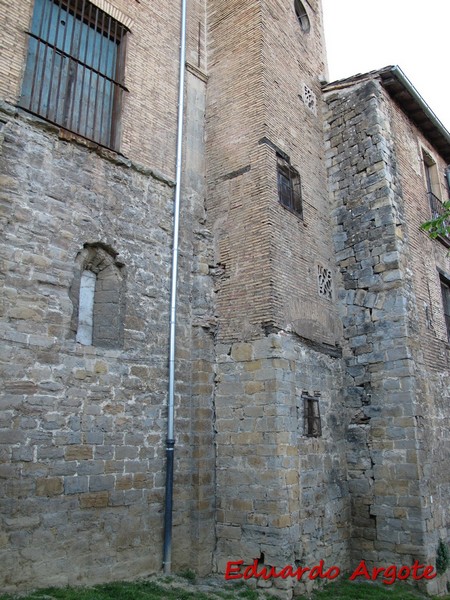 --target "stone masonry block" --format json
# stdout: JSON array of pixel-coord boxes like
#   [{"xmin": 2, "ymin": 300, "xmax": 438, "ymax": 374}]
[
  {"xmin": 231, "ymin": 343, "xmax": 253, "ymax": 362},
  {"xmin": 79, "ymin": 492, "xmax": 109, "ymax": 509},
  {"xmin": 36, "ymin": 477, "xmax": 63, "ymax": 497}
]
